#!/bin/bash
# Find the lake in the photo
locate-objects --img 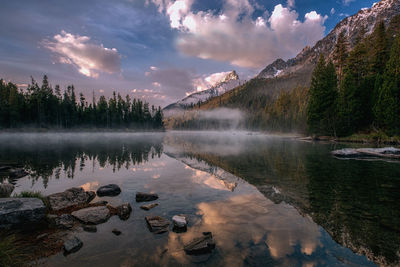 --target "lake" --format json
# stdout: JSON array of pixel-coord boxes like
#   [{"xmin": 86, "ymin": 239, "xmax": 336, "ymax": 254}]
[{"xmin": 0, "ymin": 131, "xmax": 399, "ymax": 266}]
